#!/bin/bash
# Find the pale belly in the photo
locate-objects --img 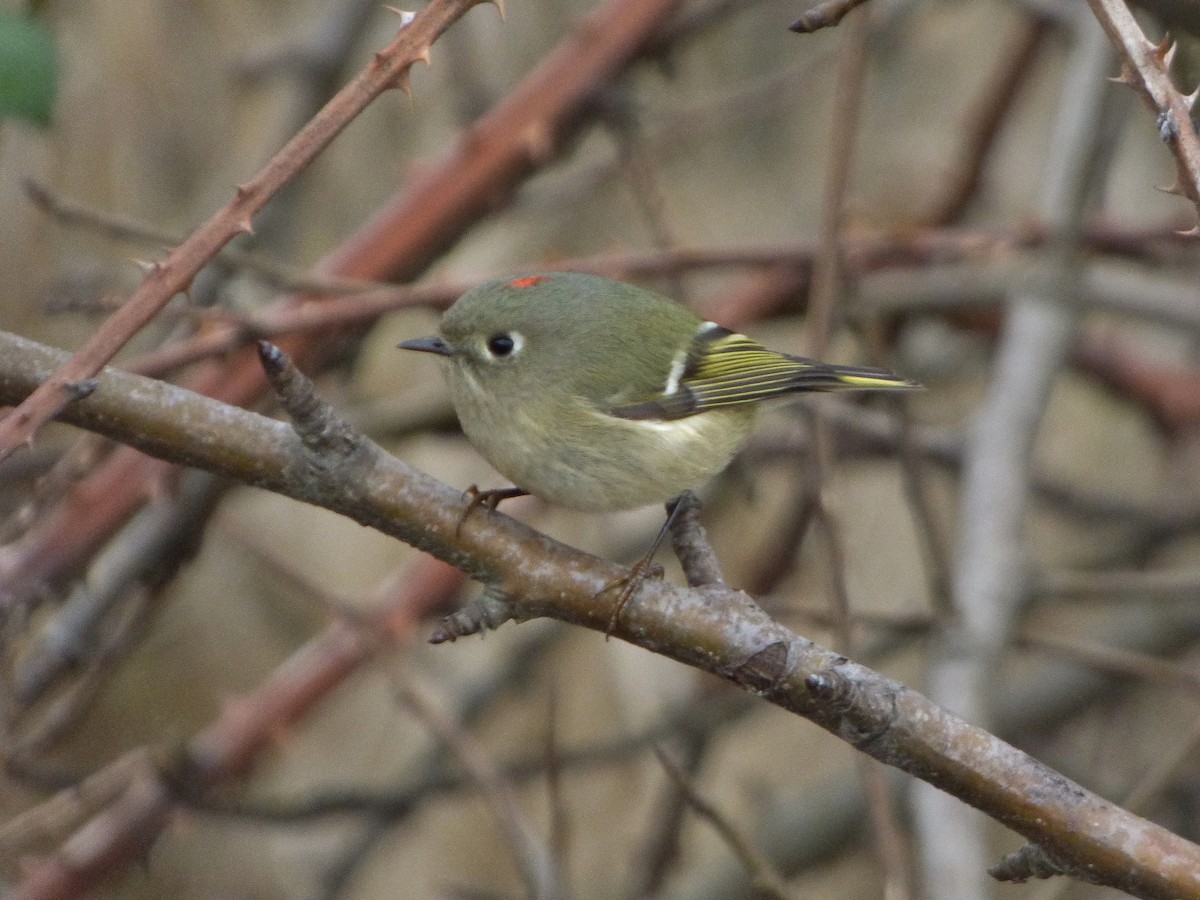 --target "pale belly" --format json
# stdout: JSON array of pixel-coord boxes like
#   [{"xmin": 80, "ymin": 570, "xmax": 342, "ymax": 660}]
[{"xmin": 461, "ymin": 403, "xmax": 756, "ymax": 512}]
